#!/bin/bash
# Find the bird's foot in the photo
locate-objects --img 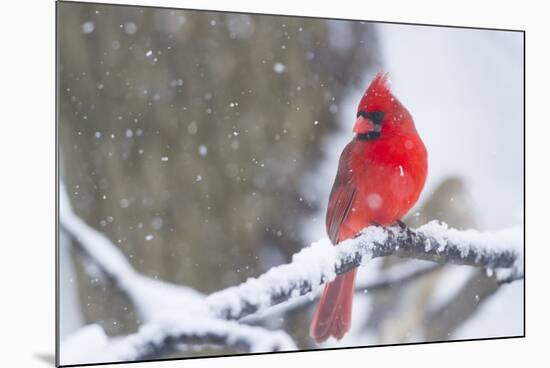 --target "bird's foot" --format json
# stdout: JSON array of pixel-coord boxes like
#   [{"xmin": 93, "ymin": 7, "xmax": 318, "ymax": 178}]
[
  {"xmin": 395, "ymin": 219, "xmax": 407, "ymax": 230},
  {"xmin": 394, "ymin": 219, "xmax": 416, "ymax": 238}
]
